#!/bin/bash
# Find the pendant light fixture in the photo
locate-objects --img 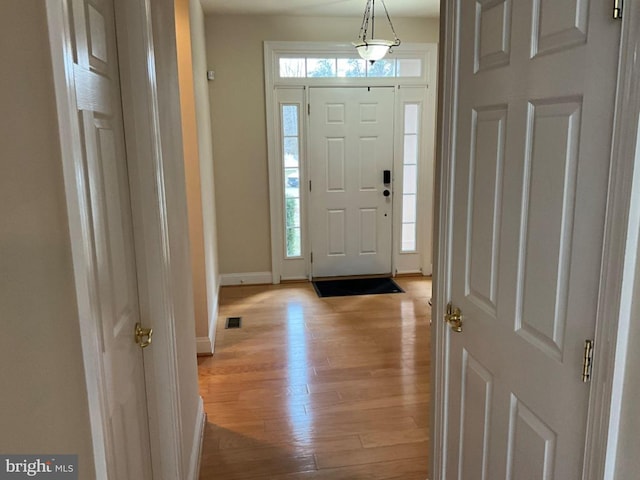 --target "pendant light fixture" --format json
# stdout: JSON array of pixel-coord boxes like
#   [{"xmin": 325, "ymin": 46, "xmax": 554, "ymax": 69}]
[{"xmin": 353, "ymin": 0, "xmax": 401, "ymax": 63}]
